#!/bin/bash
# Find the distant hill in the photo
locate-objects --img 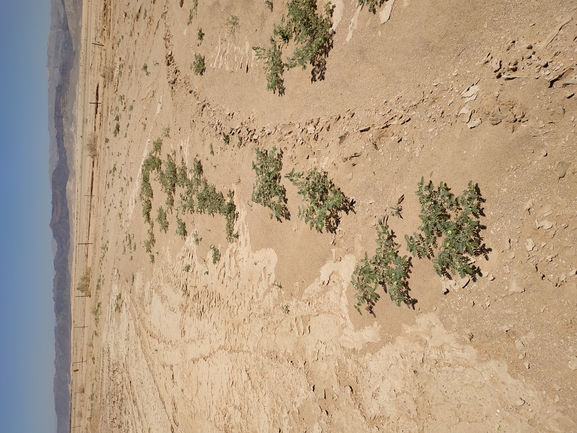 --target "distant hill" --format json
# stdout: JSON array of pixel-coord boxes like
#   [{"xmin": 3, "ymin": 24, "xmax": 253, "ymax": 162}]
[{"xmin": 47, "ymin": 0, "xmax": 82, "ymax": 431}]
